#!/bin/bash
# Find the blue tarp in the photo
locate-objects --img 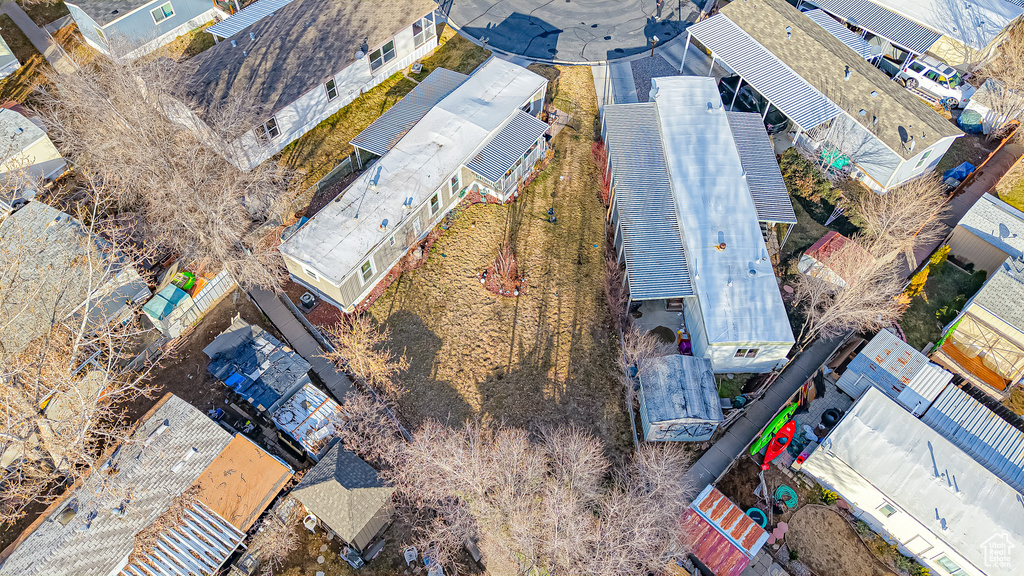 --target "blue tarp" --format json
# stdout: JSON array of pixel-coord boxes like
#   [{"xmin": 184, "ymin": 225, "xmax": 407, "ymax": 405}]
[
  {"xmin": 142, "ymin": 284, "xmax": 190, "ymax": 320},
  {"xmin": 943, "ymin": 162, "xmax": 976, "ymax": 182}
]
